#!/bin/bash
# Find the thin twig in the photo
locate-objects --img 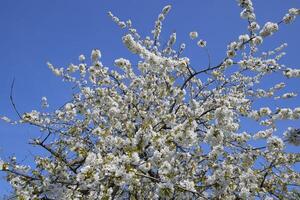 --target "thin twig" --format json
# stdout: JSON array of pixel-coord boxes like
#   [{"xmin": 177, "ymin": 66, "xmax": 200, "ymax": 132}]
[
  {"xmin": 204, "ymin": 47, "xmax": 211, "ymax": 68},
  {"xmin": 9, "ymin": 78, "xmax": 22, "ymax": 119}
]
